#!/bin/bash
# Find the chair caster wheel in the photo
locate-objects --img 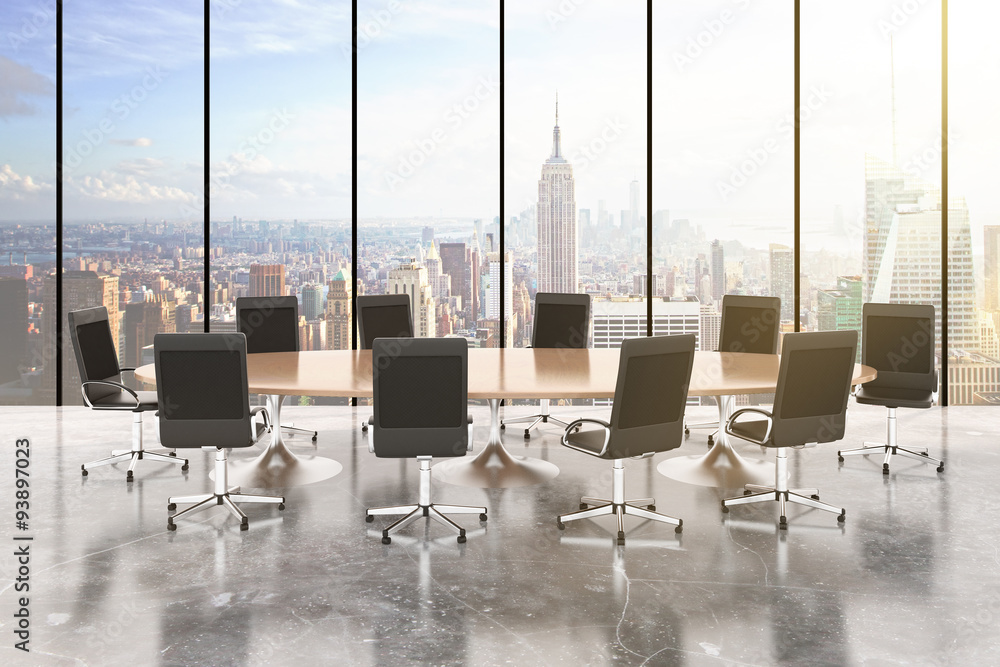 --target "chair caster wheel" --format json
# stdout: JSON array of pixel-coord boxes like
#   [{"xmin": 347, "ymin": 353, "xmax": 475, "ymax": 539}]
[
  {"xmin": 169, "ymin": 451, "xmax": 177, "ymax": 457},
  {"xmin": 500, "ymin": 423, "xmax": 506, "ymax": 430},
  {"xmin": 617, "ymin": 531, "xmax": 625, "ymax": 546},
  {"xmin": 707, "ymin": 436, "xmax": 714, "ymax": 445},
  {"xmin": 744, "ymin": 489, "xmax": 753, "ymax": 496},
  {"xmin": 277, "ymin": 503, "xmax": 285, "ymax": 511},
  {"xmin": 126, "ymin": 471, "xmax": 134, "ymax": 482},
  {"xmin": 837, "ymin": 512, "xmax": 846, "ymax": 523},
  {"xmin": 937, "ymin": 465, "xmax": 944, "ymax": 473},
  {"xmin": 838, "ymin": 455, "xmax": 844, "ymax": 462},
  {"xmin": 240, "ymin": 521, "xmax": 249, "ymax": 531},
  {"xmin": 181, "ymin": 463, "xmax": 189, "ymax": 471},
  {"xmin": 779, "ymin": 516, "xmax": 787, "ymax": 529},
  {"xmin": 647, "ymin": 504, "xmax": 655, "ymax": 511},
  {"xmin": 579, "ymin": 502, "xmax": 588, "ymax": 510},
  {"xmin": 167, "ymin": 503, "xmax": 176, "ymax": 511},
  {"xmin": 721, "ymin": 503, "xmax": 729, "ymax": 513},
  {"xmin": 684, "ymin": 428, "xmax": 690, "ymax": 435},
  {"xmin": 361, "ymin": 425, "xmax": 368, "ymax": 432},
  {"xmin": 524, "ymin": 431, "xmax": 530, "ymax": 439},
  {"xmin": 381, "ymin": 535, "xmax": 391, "ymax": 545},
  {"xmin": 167, "ymin": 521, "xmax": 176, "ymax": 531},
  {"xmin": 557, "ymin": 521, "xmax": 565, "ymax": 530},
  {"xmin": 365, "ymin": 514, "xmax": 374, "ymax": 523},
  {"xmin": 81, "ymin": 468, "xmax": 88, "ymax": 476},
  {"xmin": 457, "ymin": 534, "xmax": 467, "ymax": 544},
  {"xmin": 479, "ymin": 513, "xmax": 488, "ymax": 521},
  {"xmin": 811, "ymin": 494, "xmax": 820, "ymax": 500},
  {"xmin": 675, "ymin": 525, "xmax": 683, "ymax": 534},
  {"xmin": 882, "ymin": 464, "xmax": 890, "ymax": 474}
]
